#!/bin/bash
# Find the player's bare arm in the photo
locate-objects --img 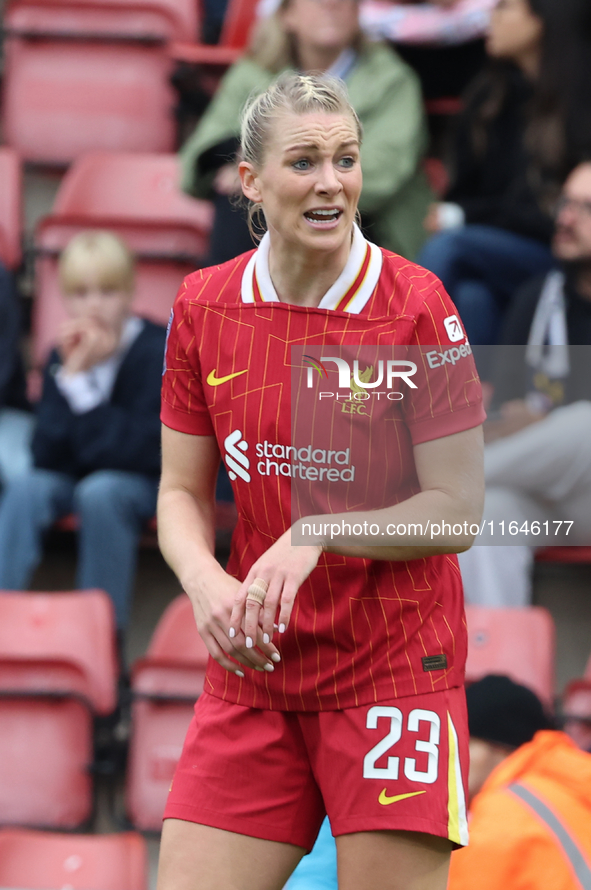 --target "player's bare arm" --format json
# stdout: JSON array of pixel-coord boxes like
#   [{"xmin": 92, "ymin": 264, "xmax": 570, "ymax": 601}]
[
  {"xmin": 158, "ymin": 425, "xmax": 281, "ymax": 676},
  {"xmin": 325, "ymin": 424, "xmax": 485, "ymax": 558},
  {"xmin": 230, "ymin": 425, "xmax": 484, "ymax": 643}
]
